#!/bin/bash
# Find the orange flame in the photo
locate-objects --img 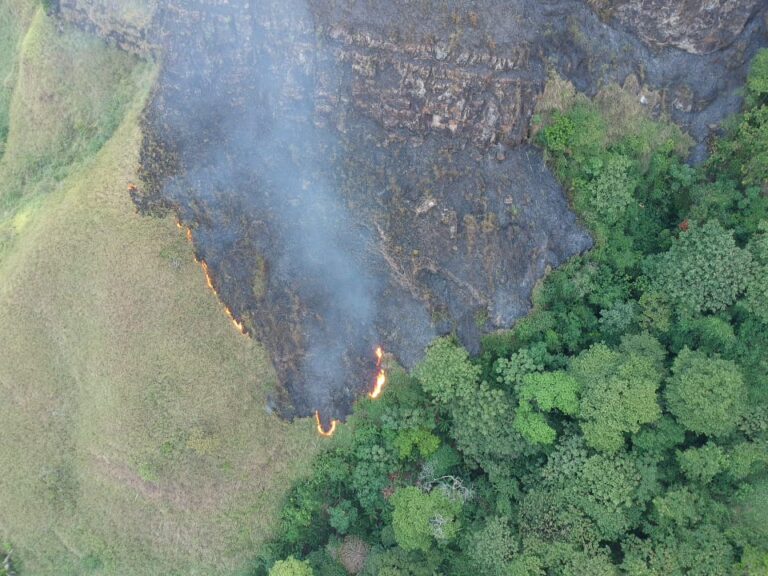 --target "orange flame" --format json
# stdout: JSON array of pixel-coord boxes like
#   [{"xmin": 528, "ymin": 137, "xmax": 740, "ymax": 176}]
[
  {"xmin": 315, "ymin": 411, "xmax": 338, "ymax": 437},
  {"xmin": 200, "ymin": 260, "xmax": 215, "ymax": 292},
  {"xmin": 369, "ymin": 346, "xmax": 387, "ymax": 399},
  {"xmin": 370, "ymin": 371, "xmax": 386, "ymax": 399},
  {"xmin": 182, "ymin": 221, "xmax": 248, "ymax": 337},
  {"xmin": 225, "ymin": 306, "xmax": 247, "ymax": 335}
]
